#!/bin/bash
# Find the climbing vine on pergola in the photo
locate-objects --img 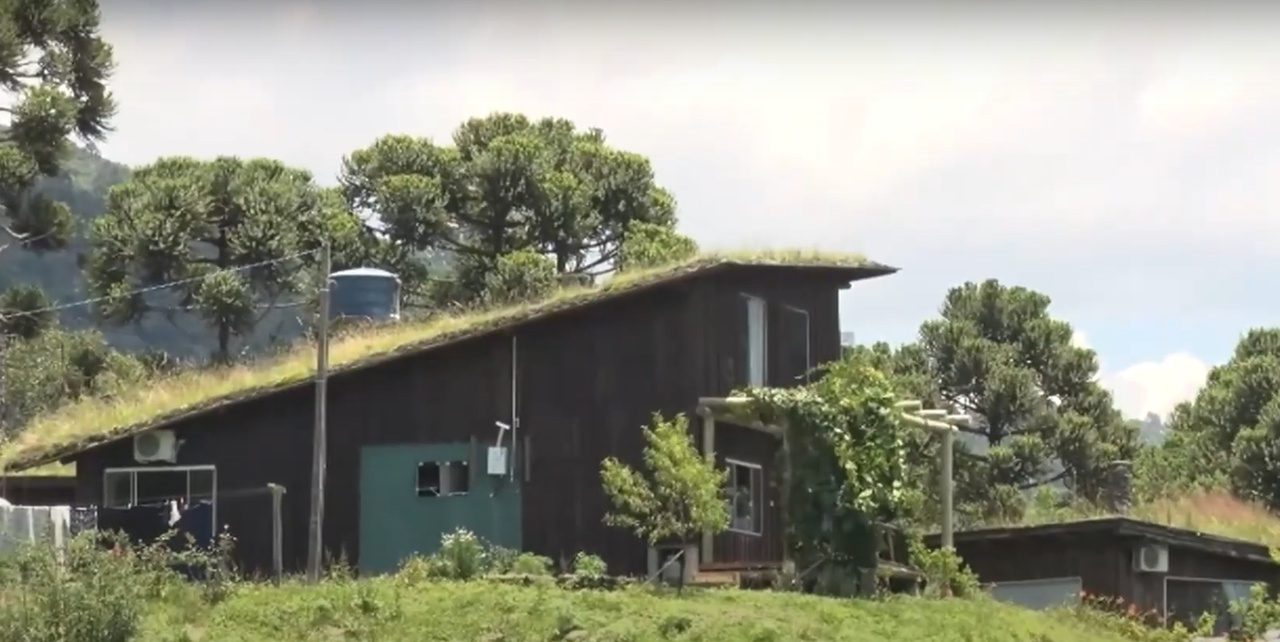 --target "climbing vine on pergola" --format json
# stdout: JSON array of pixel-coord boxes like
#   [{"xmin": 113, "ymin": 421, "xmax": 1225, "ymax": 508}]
[{"xmin": 721, "ymin": 359, "xmax": 911, "ymax": 570}]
